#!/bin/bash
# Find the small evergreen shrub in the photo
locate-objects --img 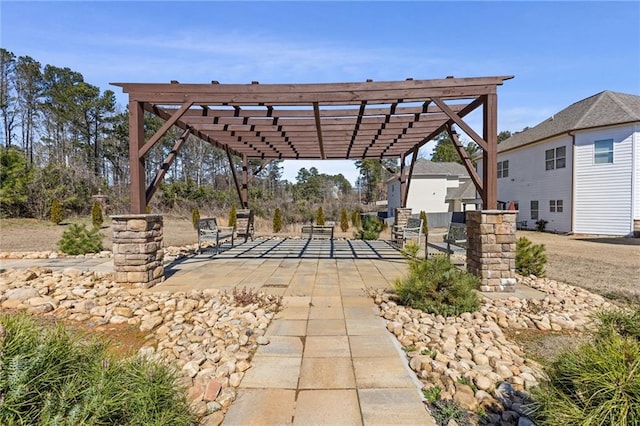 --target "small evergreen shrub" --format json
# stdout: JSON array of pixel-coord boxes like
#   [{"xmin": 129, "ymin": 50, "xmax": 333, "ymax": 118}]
[
  {"xmin": 315, "ymin": 206, "xmax": 325, "ymax": 225},
  {"xmin": 516, "ymin": 237, "xmax": 547, "ymax": 276},
  {"xmin": 340, "ymin": 209, "xmax": 349, "ymax": 232},
  {"xmin": 394, "ymin": 247, "xmax": 480, "ymax": 316},
  {"xmin": 273, "ymin": 208, "xmax": 283, "ymax": 233},
  {"xmin": 356, "ymin": 215, "xmax": 383, "ymax": 240},
  {"xmin": 0, "ymin": 313, "xmax": 197, "ymax": 425},
  {"xmin": 58, "ymin": 223, "xmax": 103, "ymax": 255},
  {"xmin": 420, "ymin": 210, "xmax": 428, "ymax": 236},
  {"xmin": 351, "ymin": 210, "xmax": 362, "ymax": 228},
  {"xmin": 50, "ymin": 198, "xmax": 63, "ymax": 224},
  {"xmin": 597, "ymin": 307, "xmax": 640, "ymax": 341},
  {"xmin": 228, "ymin": 205, "xmax": 237, "ymax": 228},
  {"xmin": 91, "ymin": 200, "xmax": 104, "ymax": 228},
  {"xmin": 191, "ymin": 207, "xmax": 200, "ymax": 229}
]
